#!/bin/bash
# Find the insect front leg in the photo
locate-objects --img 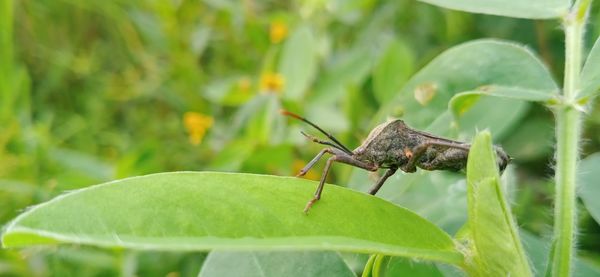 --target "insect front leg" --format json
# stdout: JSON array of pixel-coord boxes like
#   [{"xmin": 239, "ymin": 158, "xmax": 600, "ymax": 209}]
[
  {"xmin": 304, "ymin": 155, "xmax": 335, "ymax": 213},
  {"xmin": 297, "ymin": 148, "xmax": 332, "ymax": 177},
  {"xmin": 304, "ymin": 150, "xmax": 378, "ymax": 214}
]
